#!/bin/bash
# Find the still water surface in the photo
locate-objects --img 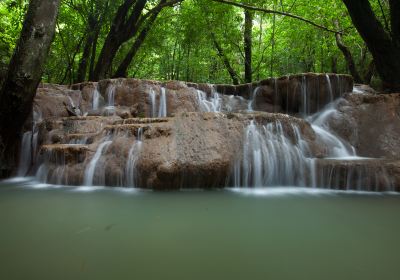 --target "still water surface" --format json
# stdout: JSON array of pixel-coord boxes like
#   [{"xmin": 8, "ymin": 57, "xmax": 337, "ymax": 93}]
[{"xmin": 0, "ymin": 179, "xmax": 399, "ymax": 280}]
